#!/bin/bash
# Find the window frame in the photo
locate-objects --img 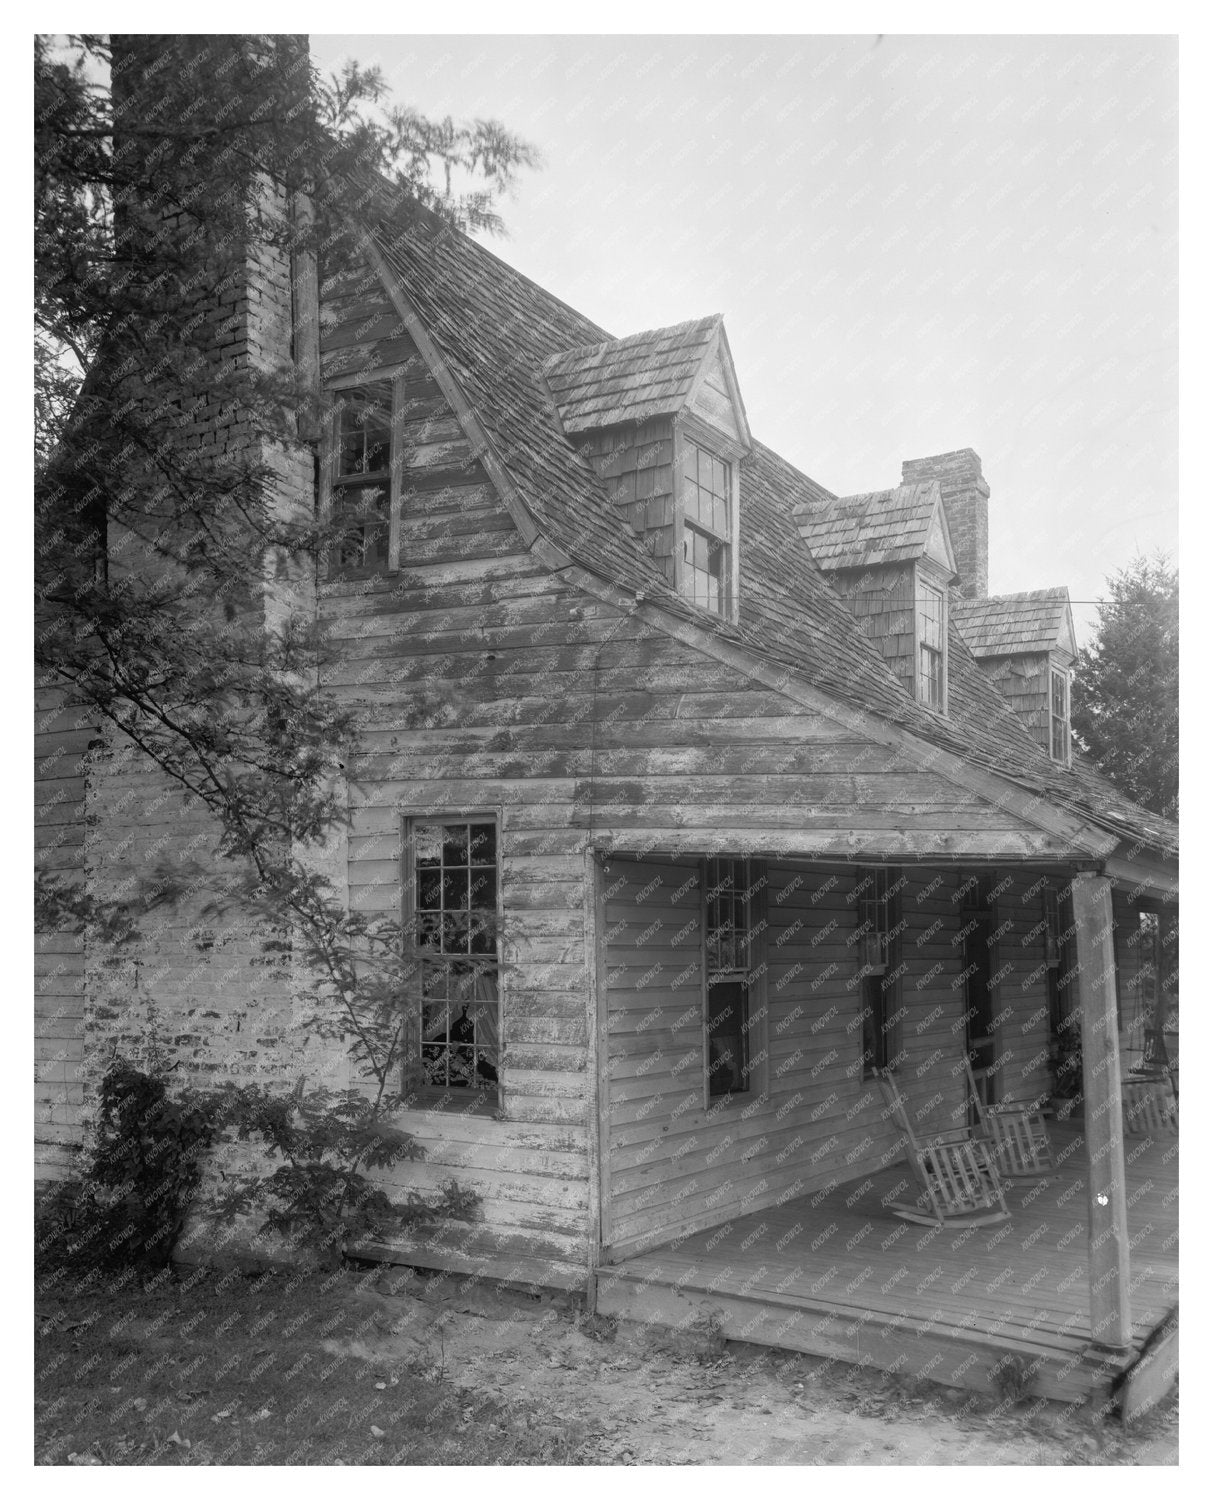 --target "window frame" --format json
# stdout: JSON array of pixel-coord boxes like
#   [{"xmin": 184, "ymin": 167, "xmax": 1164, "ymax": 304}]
[
  {"xmin": 1049, "ymin": 664, "xmax": 1071, "ymax": 765},
  {"xmin": 915, "ymin": 566, "xmax": 949, "ymax": 713},
  {"xmin": 701, "ymin": 855, "xmax": 767, "ymax": 1104},
  {"xmin": 320, "ymin": 367, "xmax": 408, "ymax": 581},
  {"xmin": 673, "ymin": 417, "xmax": 743, "ymax": 623},
  {"xmin": 401, "ymin": 810, "xmax": 504, "ymax": 1112},
  {"xmin": 856, "ymin": 866, "xmax": 902, "ymax": 1077}
]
